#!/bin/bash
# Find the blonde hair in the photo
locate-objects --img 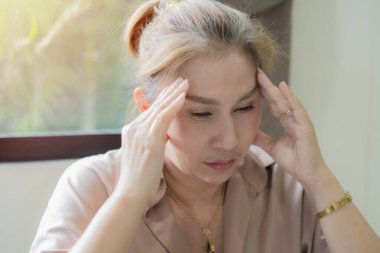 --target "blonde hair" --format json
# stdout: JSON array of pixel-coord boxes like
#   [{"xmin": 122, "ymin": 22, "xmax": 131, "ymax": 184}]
[{"xmin": 125, "ymin": 0, "xmax": 278, "ymax": 102}]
